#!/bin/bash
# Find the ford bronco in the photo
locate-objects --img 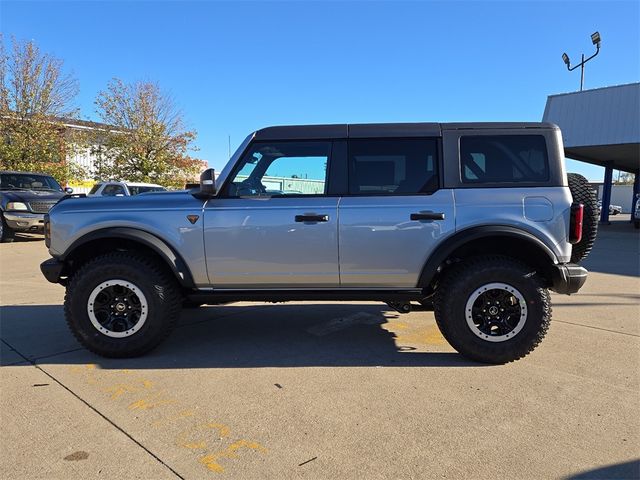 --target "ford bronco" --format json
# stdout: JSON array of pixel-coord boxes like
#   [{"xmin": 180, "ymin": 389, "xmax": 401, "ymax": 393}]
[{"xmin": 40, "ymin": 122, "xmax": 597, "ymax": 363}]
